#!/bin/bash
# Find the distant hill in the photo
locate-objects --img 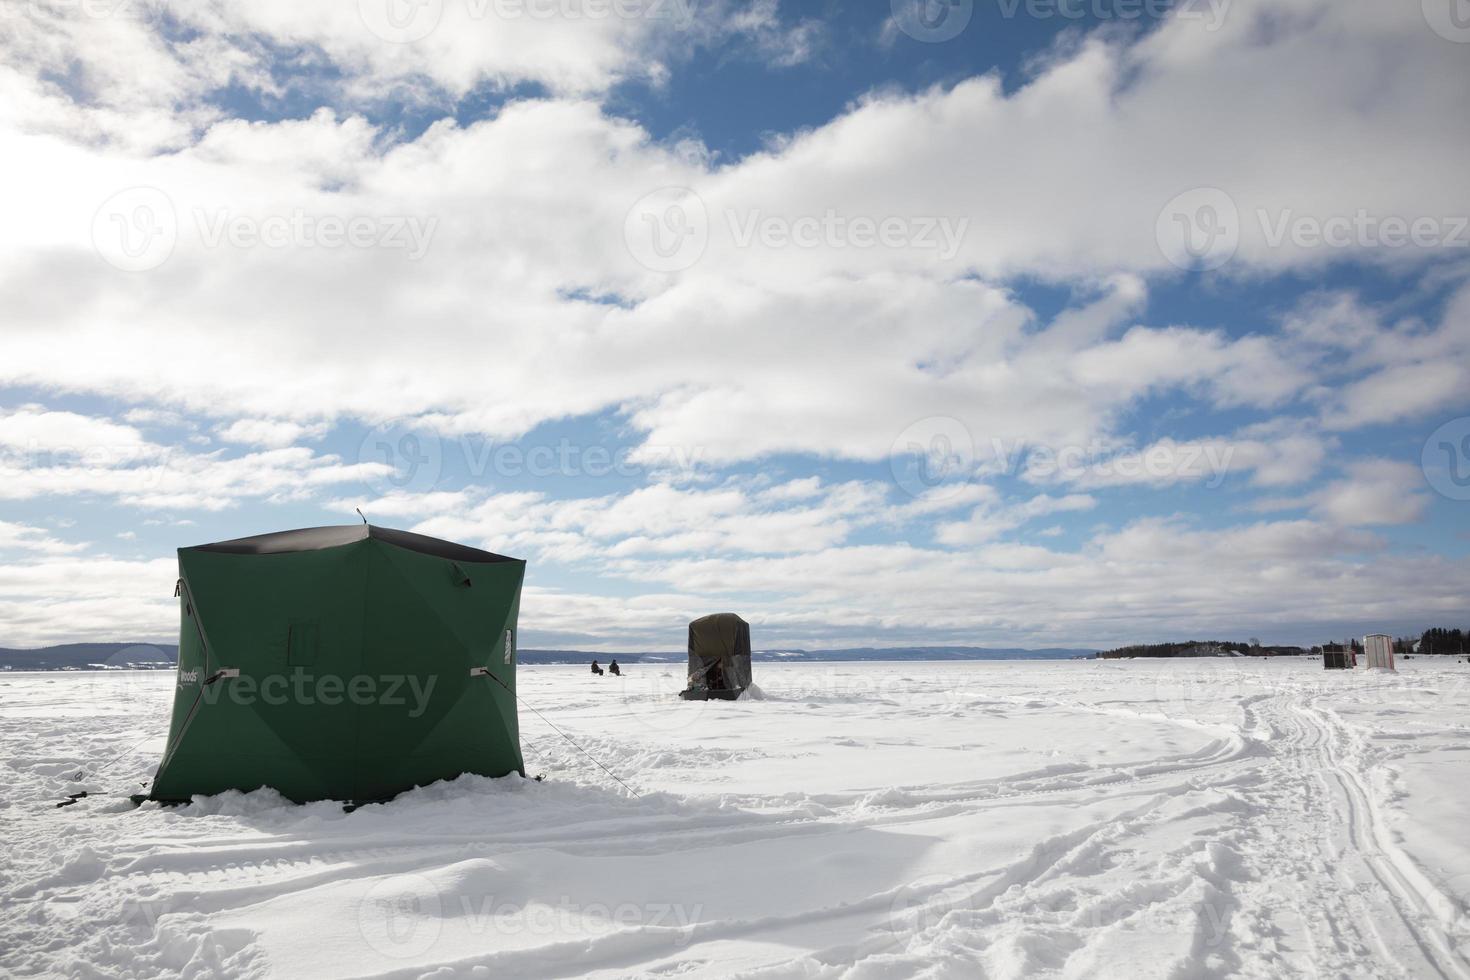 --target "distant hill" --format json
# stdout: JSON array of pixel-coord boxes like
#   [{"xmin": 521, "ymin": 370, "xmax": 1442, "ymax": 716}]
[
  {"xmin": 525, "ymin": 647, "xmax": 1095, "ymax": 665},
  {"xmin": 752, "ymin": 646, "xmax": 1095, "ymax": 662},
  {"xmin": 0, "ymin": 643, "xmax": 1096, "ymax": 671},
  {"xmin": 0, "ymin": 643, "xmax": 180, "ymax": 670}
]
